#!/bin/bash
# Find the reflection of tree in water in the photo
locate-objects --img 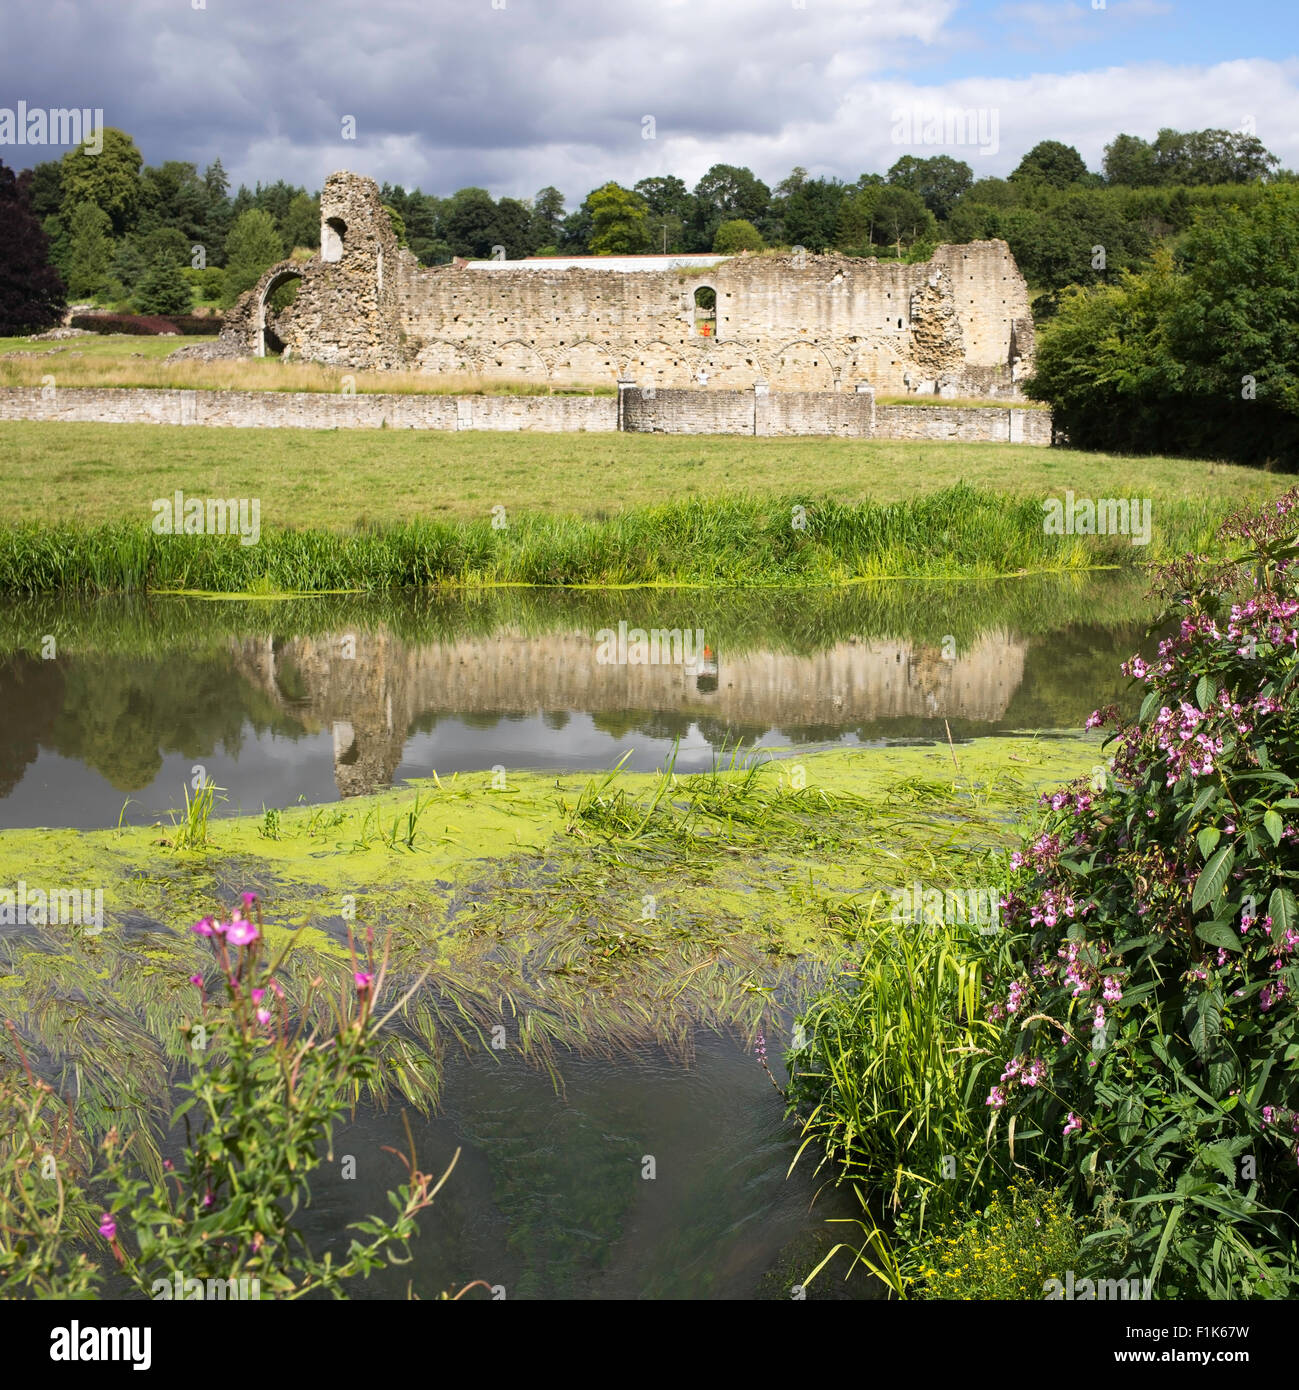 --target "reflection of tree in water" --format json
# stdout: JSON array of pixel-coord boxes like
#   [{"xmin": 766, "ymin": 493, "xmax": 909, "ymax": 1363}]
[
  {"xmin": 590, "ymin": 710, "xmax": 649, "ymax": 741},
  {"xmin": 0, "ymin": 654, "xmax": 65, "ymax": 797},
  {"xmin": 694, "ymin": 716, "xmax": 769, "ymax": 751},
  {"xmin": 630, "ymin": 710, "xmax": 695, "ymax": 743},
  {"xmin": 1001, "ymin": 623, "xmax": 1158, "ymax": 731},
  {"xmin": 776, "ymin": 723, "xmax": 861, "ymax": 745},
  {"xmin": 47, "ymin": 656, "xmax": 306, "ymax": 792}
]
